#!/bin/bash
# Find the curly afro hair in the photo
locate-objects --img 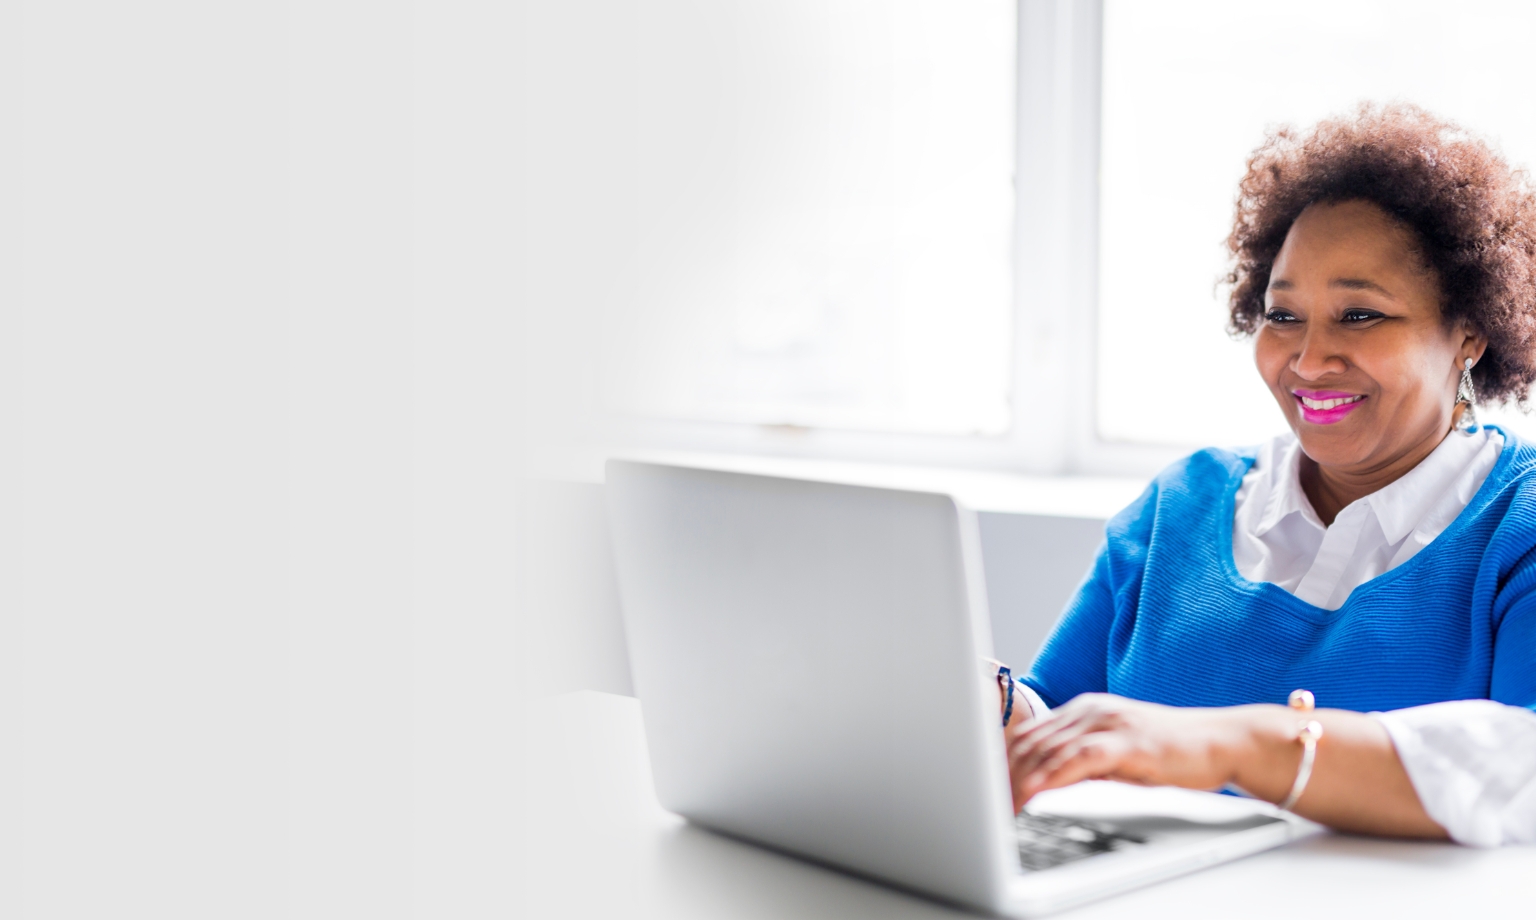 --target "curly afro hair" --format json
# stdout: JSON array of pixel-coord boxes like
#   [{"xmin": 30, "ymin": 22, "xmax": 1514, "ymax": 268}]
[{"xmin": 1225, "ymin": 102, "xmax": 1536, "ymax": 405}]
